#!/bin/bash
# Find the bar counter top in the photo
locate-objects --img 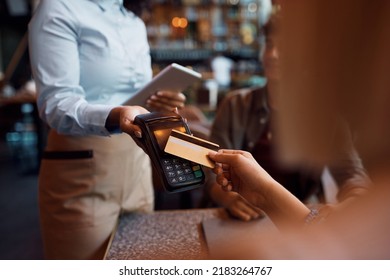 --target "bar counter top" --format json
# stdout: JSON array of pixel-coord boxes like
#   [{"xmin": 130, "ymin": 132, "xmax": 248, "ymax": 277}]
[{"xmin": 105, "ymin": 208, "xmax": 229, "ymax": 260}]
